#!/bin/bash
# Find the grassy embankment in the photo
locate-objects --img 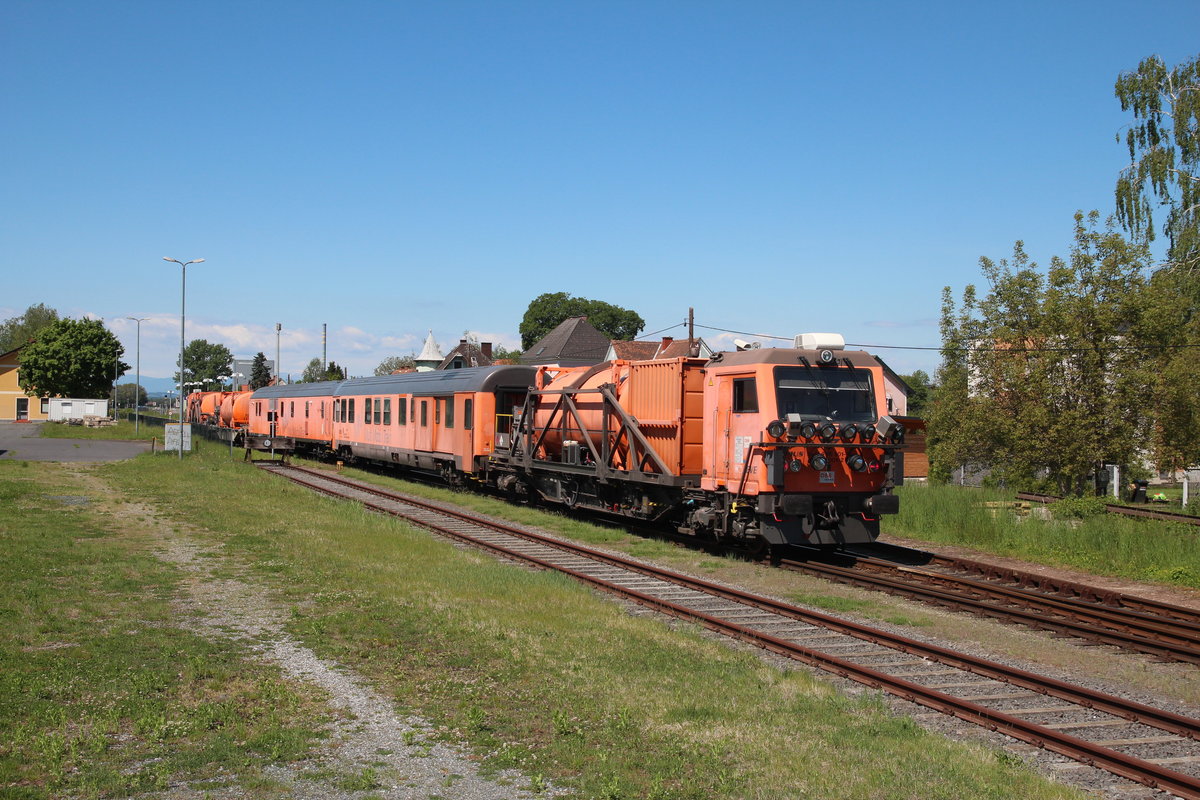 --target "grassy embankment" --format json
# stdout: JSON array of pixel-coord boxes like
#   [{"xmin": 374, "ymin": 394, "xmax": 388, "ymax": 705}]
[
  {"xmin": 890, "ymin": 483, "xmax": 1200, "ymax": 590},
  {"xmin": 74, "ymin": 441, "xmax": 1085, "ymax": 800},
  {"xmin": 38, "ymin": 418, "xmax": 160, "ymax": 441},
  {"xmin": 0, "ymin": 459, "xmax": 331, "ymax": 799}
]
